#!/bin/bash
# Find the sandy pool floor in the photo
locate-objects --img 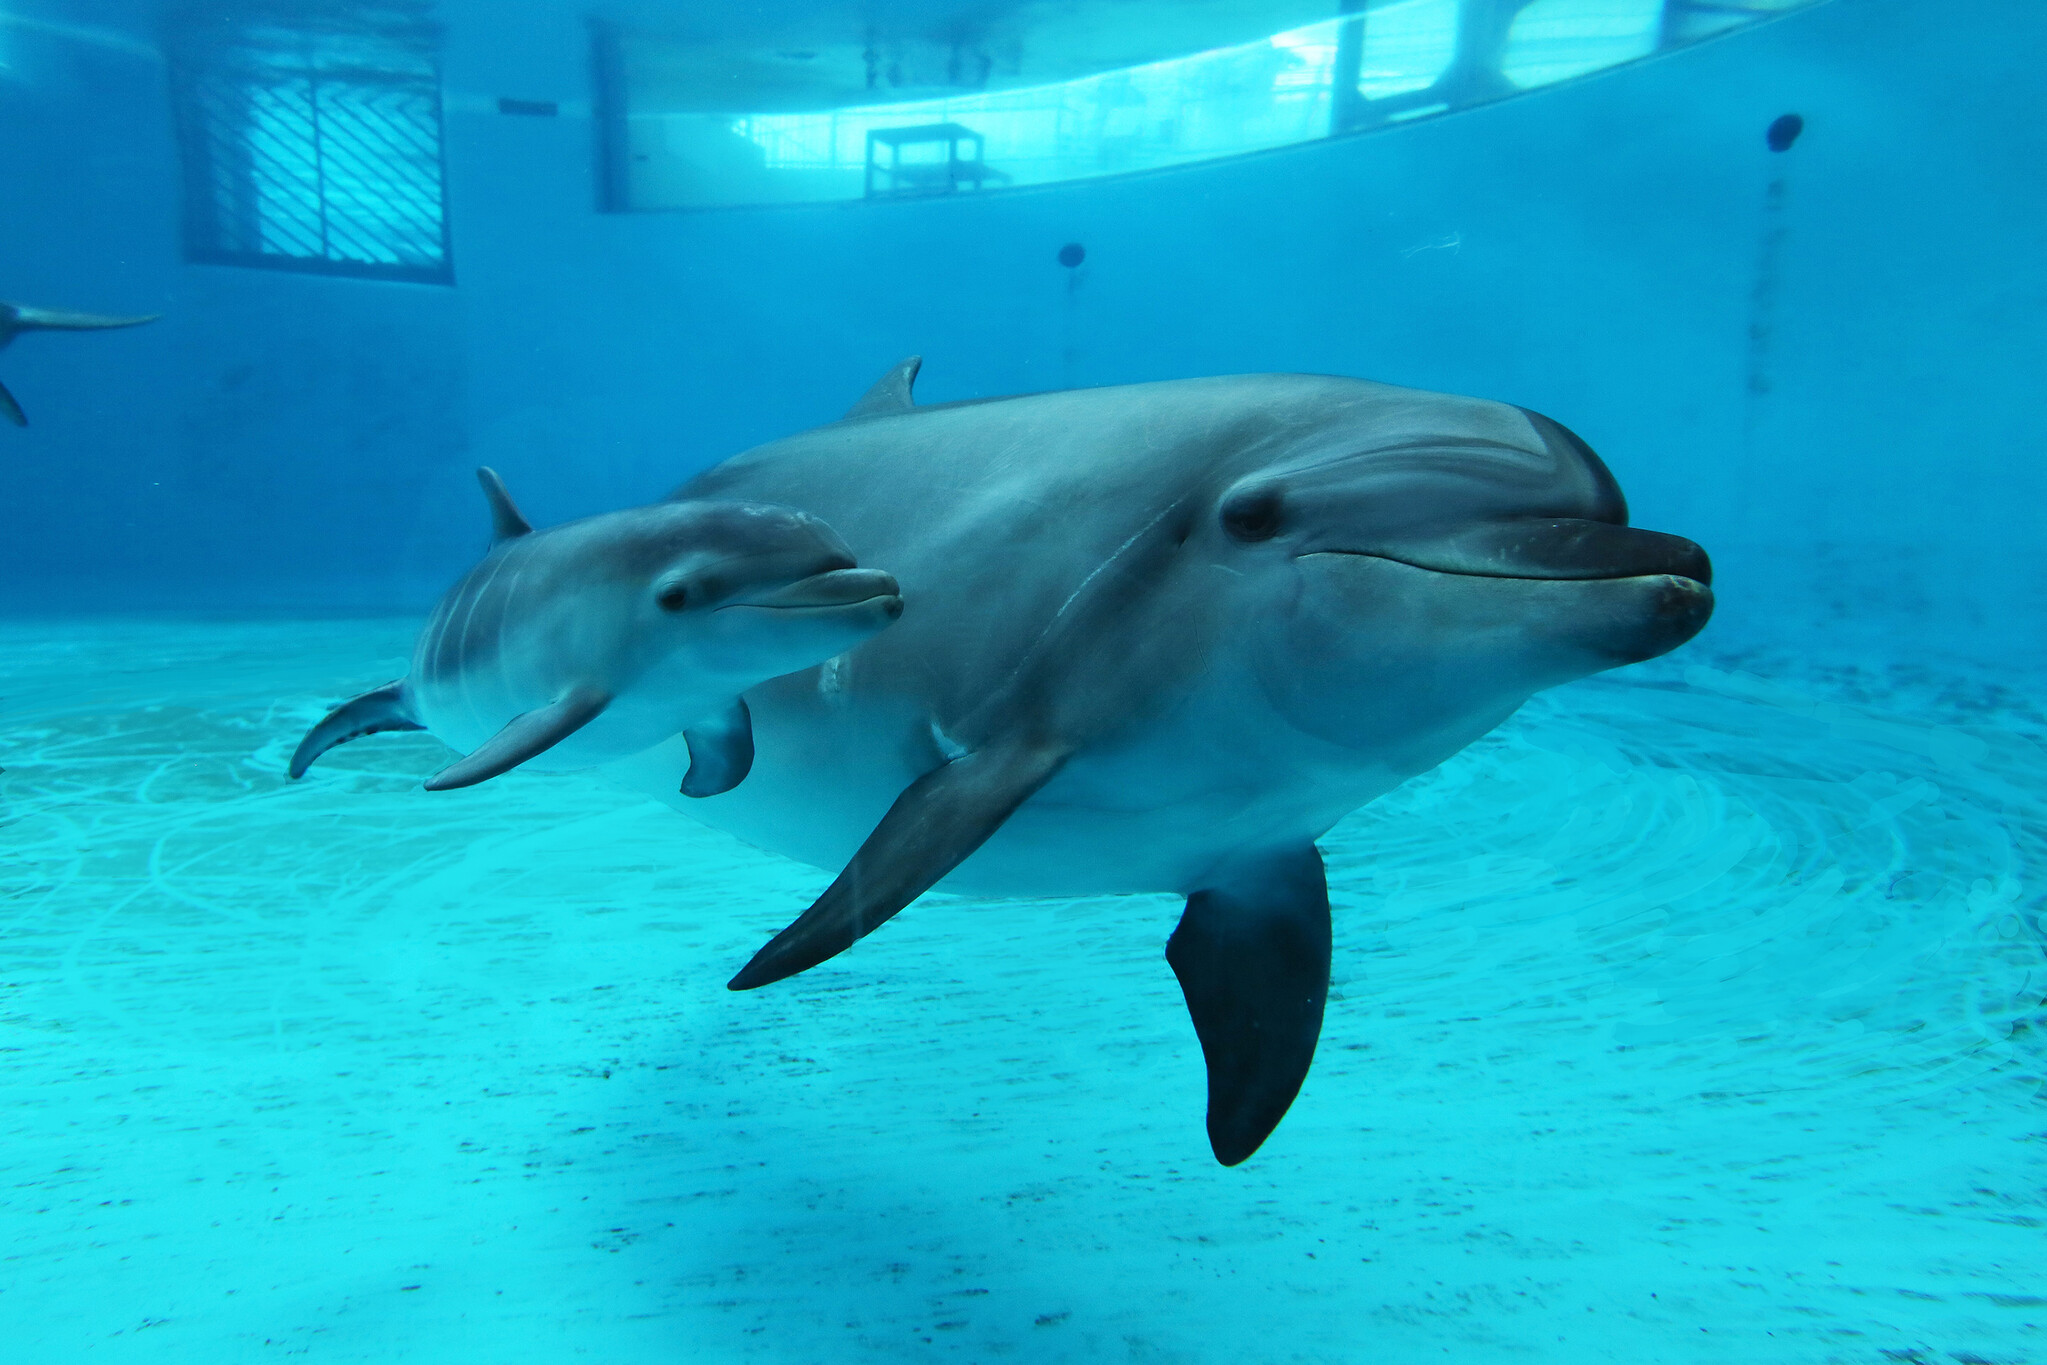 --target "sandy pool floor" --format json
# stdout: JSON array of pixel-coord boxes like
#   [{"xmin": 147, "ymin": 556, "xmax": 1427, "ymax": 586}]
[{"xmin": 1, "ymin": 619, "xmax": 2042, "ymax": 1363}]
